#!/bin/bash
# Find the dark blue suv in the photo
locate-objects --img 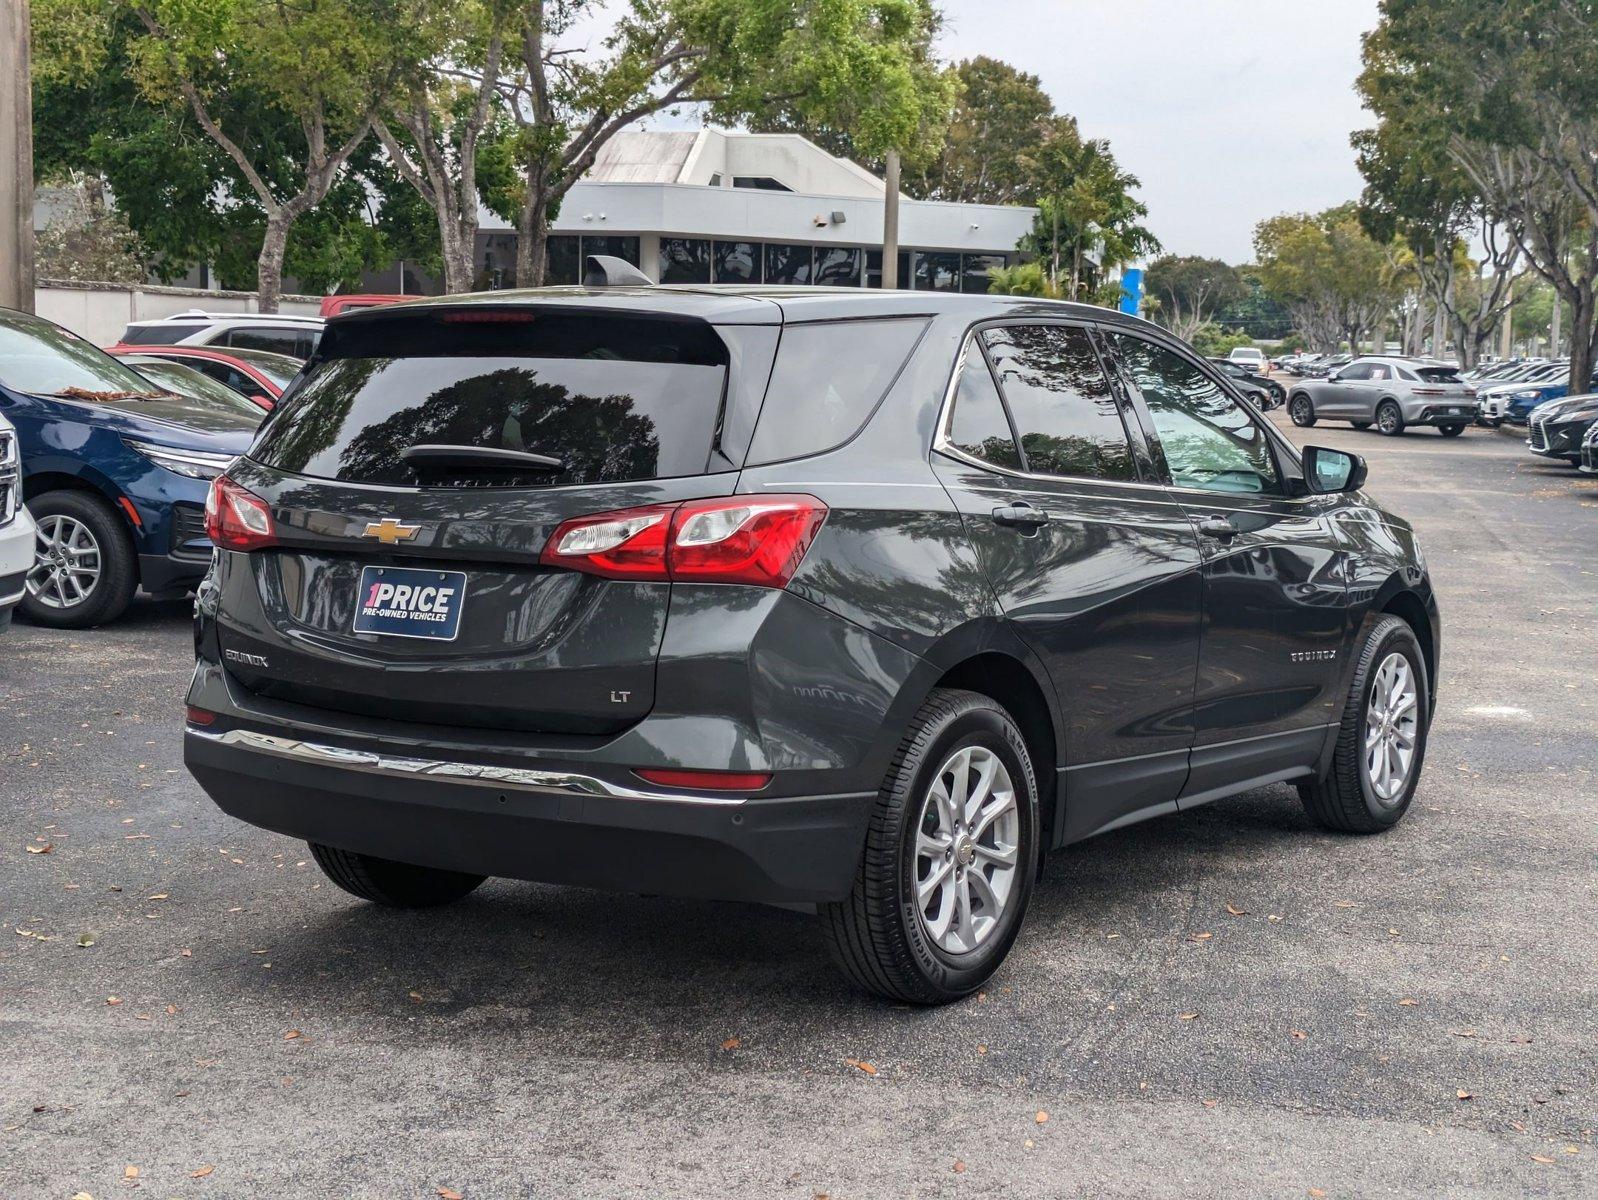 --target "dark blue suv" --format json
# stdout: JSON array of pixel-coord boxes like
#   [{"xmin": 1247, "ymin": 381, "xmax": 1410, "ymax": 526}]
[{"xmin": 0, "ymin": 308, "xmax": 260, "ymax": 627}]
